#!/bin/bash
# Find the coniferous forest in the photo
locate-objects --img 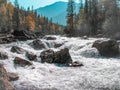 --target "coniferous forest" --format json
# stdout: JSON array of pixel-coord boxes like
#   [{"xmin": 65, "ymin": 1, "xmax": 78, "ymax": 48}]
[{"xmin": 65, "ymin": 0, "xmax": 120, "ymax": 39}]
